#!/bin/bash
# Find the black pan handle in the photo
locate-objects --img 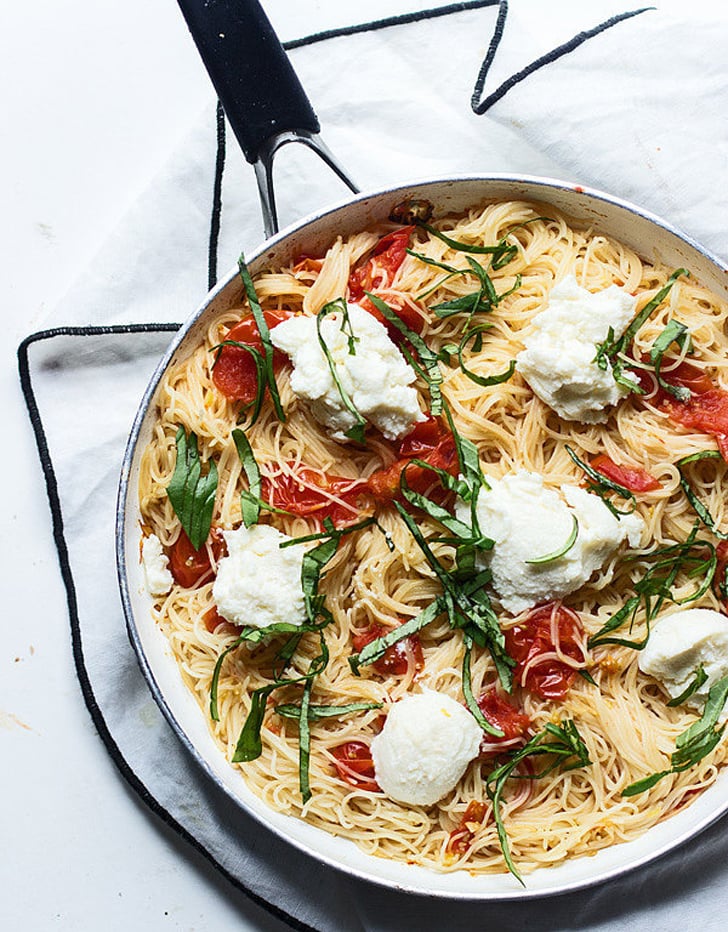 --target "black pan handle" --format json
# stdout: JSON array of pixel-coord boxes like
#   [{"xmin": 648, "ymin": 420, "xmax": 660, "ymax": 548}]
[{"xmin": 176, "ymin": 0, "xmax": 320, "ymax": 164}]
